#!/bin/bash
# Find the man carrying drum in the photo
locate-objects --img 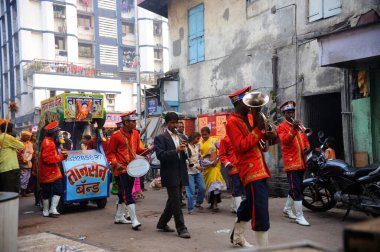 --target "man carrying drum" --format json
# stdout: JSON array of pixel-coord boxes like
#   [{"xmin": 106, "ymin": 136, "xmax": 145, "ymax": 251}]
[{"xmin": 107, "ymin": 111, "xmax": 147, "ymax": 230}]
